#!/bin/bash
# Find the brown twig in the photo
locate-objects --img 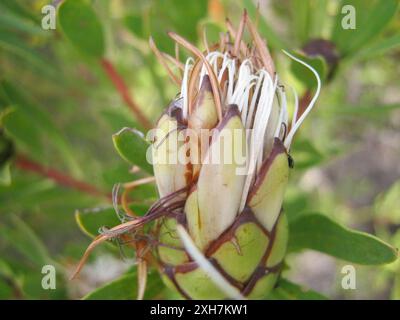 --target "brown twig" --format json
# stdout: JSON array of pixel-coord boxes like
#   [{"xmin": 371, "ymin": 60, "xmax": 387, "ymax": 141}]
[
  {"xmin": 15, "ymin": 154, "xmax": 111, "ymax": 200},
  {"xmin": 100, "ymin": 58, "xmax": 152, "ymax": 129}
]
